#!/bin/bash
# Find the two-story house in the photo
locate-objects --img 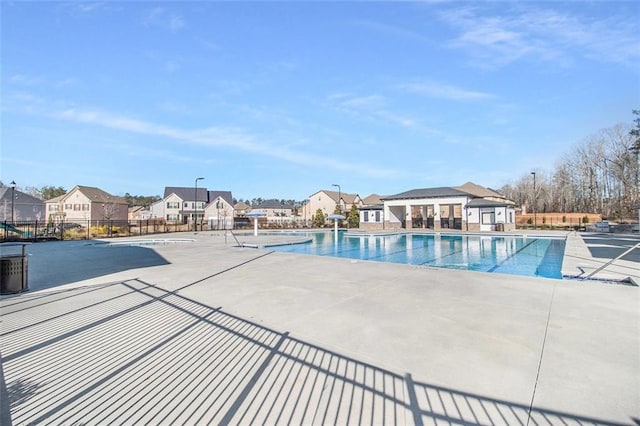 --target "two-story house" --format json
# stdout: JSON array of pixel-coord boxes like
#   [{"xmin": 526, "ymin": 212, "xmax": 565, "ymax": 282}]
[
  {"xmin": 151, "ymin": 187, "xmax": 234, "ymax": 228},
  {"xmin": 302, "ymin": 189, "xmax": 362, "ymax": 225},
  {"xmin": 253, "ymin": 199, "xmax": 295, "ymax": 226},
  {"xmin": 204, "ymin": 191, "xmax": 234, "ymax": 230},
  {"xmin": 0, "ymin": 186, "xmax": 45, "ymax": 222},
  {"xmin": 44, "ymin": 185, "xmax": 128, "ymax": 224}
]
